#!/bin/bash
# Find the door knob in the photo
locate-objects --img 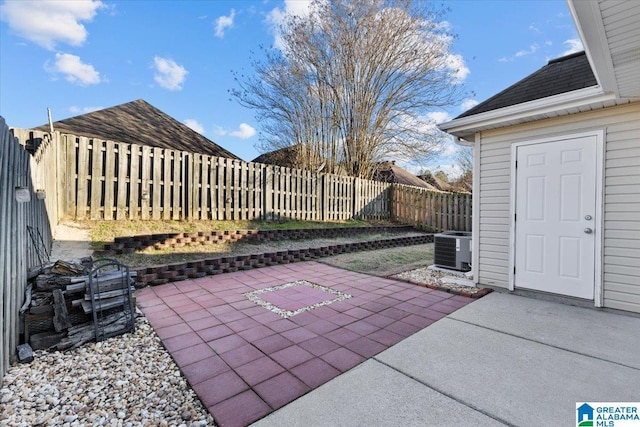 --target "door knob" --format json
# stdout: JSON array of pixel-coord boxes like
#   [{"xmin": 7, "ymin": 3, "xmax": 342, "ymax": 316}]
[
  {"xmin": 585, "ymin": 215, "xmax": 592, "ymax": 220},
  {"xmin": 584, "ymin": 228, "xmax": 593, "ymax": 234}
]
